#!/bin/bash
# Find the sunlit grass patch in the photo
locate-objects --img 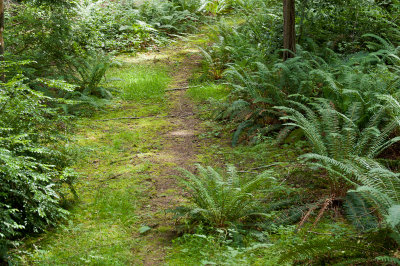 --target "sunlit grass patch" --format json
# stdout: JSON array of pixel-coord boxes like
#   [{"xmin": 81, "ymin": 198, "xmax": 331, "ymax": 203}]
[
  {"xmin": 187, "ymin": 83, "xmax": 230, "ymax": 102},
  {"xmin": 26, "ymin": 186, "xmax": 138, "ymax": 265},
  {"xmin": 105, "ymin": 64, "xmax": 171, "ymax": 102}
]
